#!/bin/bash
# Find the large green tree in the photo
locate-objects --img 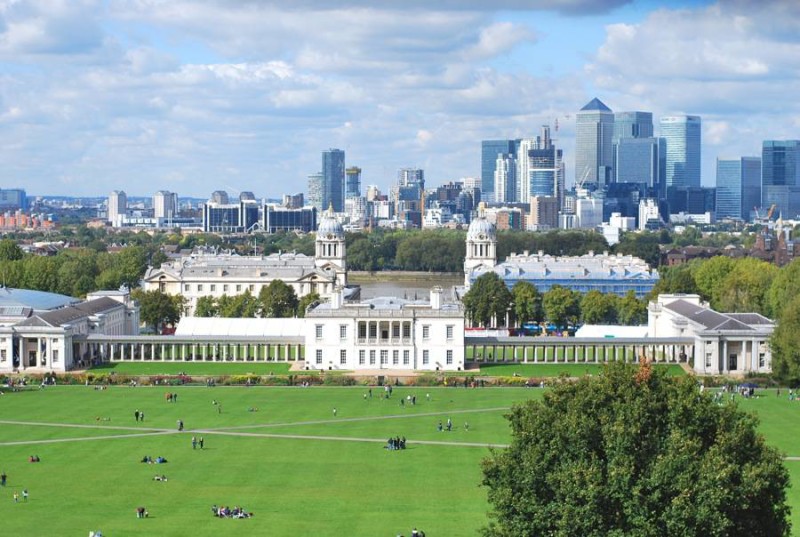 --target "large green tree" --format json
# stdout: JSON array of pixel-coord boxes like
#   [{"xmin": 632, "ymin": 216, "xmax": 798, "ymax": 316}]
[
  {"xmin": 542, "ymin": 285, "xmax": 580, "ymax": 327},
  {"xmin": 580, "ymin": 290, "xmax": 617, "ymax": 325},
  {"xmin": 462, "ymin": 272, "xmax": 513, "ymax": 328},
  {"xmin": 716, "ymin": 258, "xmax": 776, "ymax": 315},
  {"xmin": 296, "ymin": 292, "xmax": 321, "ymax": 318},
  {"xmin": 0, "ymin": 238, "xmax": 23, "ymax": 261},
  {"xmin": 133, "ymin": 289, "xmax": 183, "ymax": 332},
  {"xmin": 767, "ymin": 258, "xmax": 800, "ymax": 319},
  {"xmin": 259, "ymin": 280, "xmax": 299, "ymax": 318},
  {"xmin": 511, "ymin": 281, "xmax": 542, "ymax": 327},
  {"xmin": 482, "ymin": 362, "xmax": 791, "ymax": 536},
  {"xmin": 691, "ymin": 255, "xmax": 734, "ymax": 307},
  {"xmin": 617, "ymin": 290, "xmax": 647, "ymax": 325},
  {"xmin": 770, "ymin": 294, "xmax": 800, "ymax": 385}
]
